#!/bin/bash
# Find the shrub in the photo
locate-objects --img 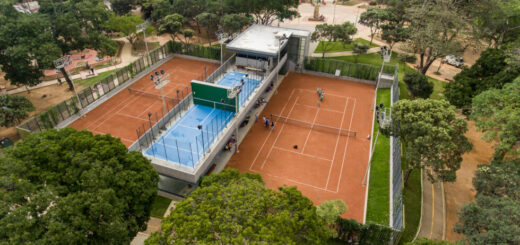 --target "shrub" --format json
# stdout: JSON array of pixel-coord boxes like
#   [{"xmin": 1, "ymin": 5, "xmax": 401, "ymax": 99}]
[
  {"xmin": 369, "ymin": 1, "xmax": 377, "ymax": 5},
  {"xmin": 398, "ymin": 53, "xmax": 417, "ymax": 63},
  {"xmin": 403, "ymin": 72, "xmax": 433, "ymax": 99}
]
